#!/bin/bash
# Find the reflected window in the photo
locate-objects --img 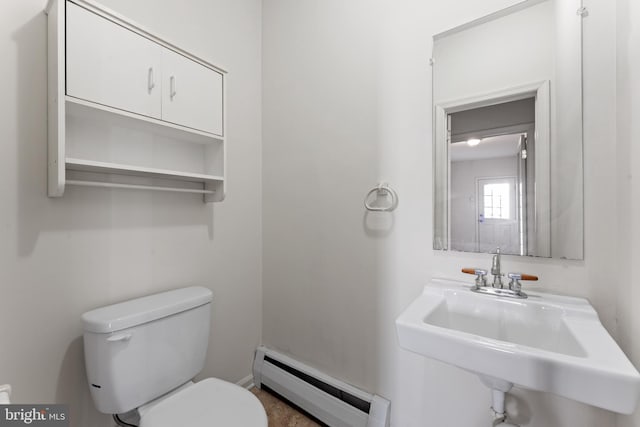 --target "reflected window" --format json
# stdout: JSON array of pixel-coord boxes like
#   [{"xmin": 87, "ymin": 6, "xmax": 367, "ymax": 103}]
[{"xmin": 483, "ymin": 183, "xmax": 510, "ymax": 219}]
